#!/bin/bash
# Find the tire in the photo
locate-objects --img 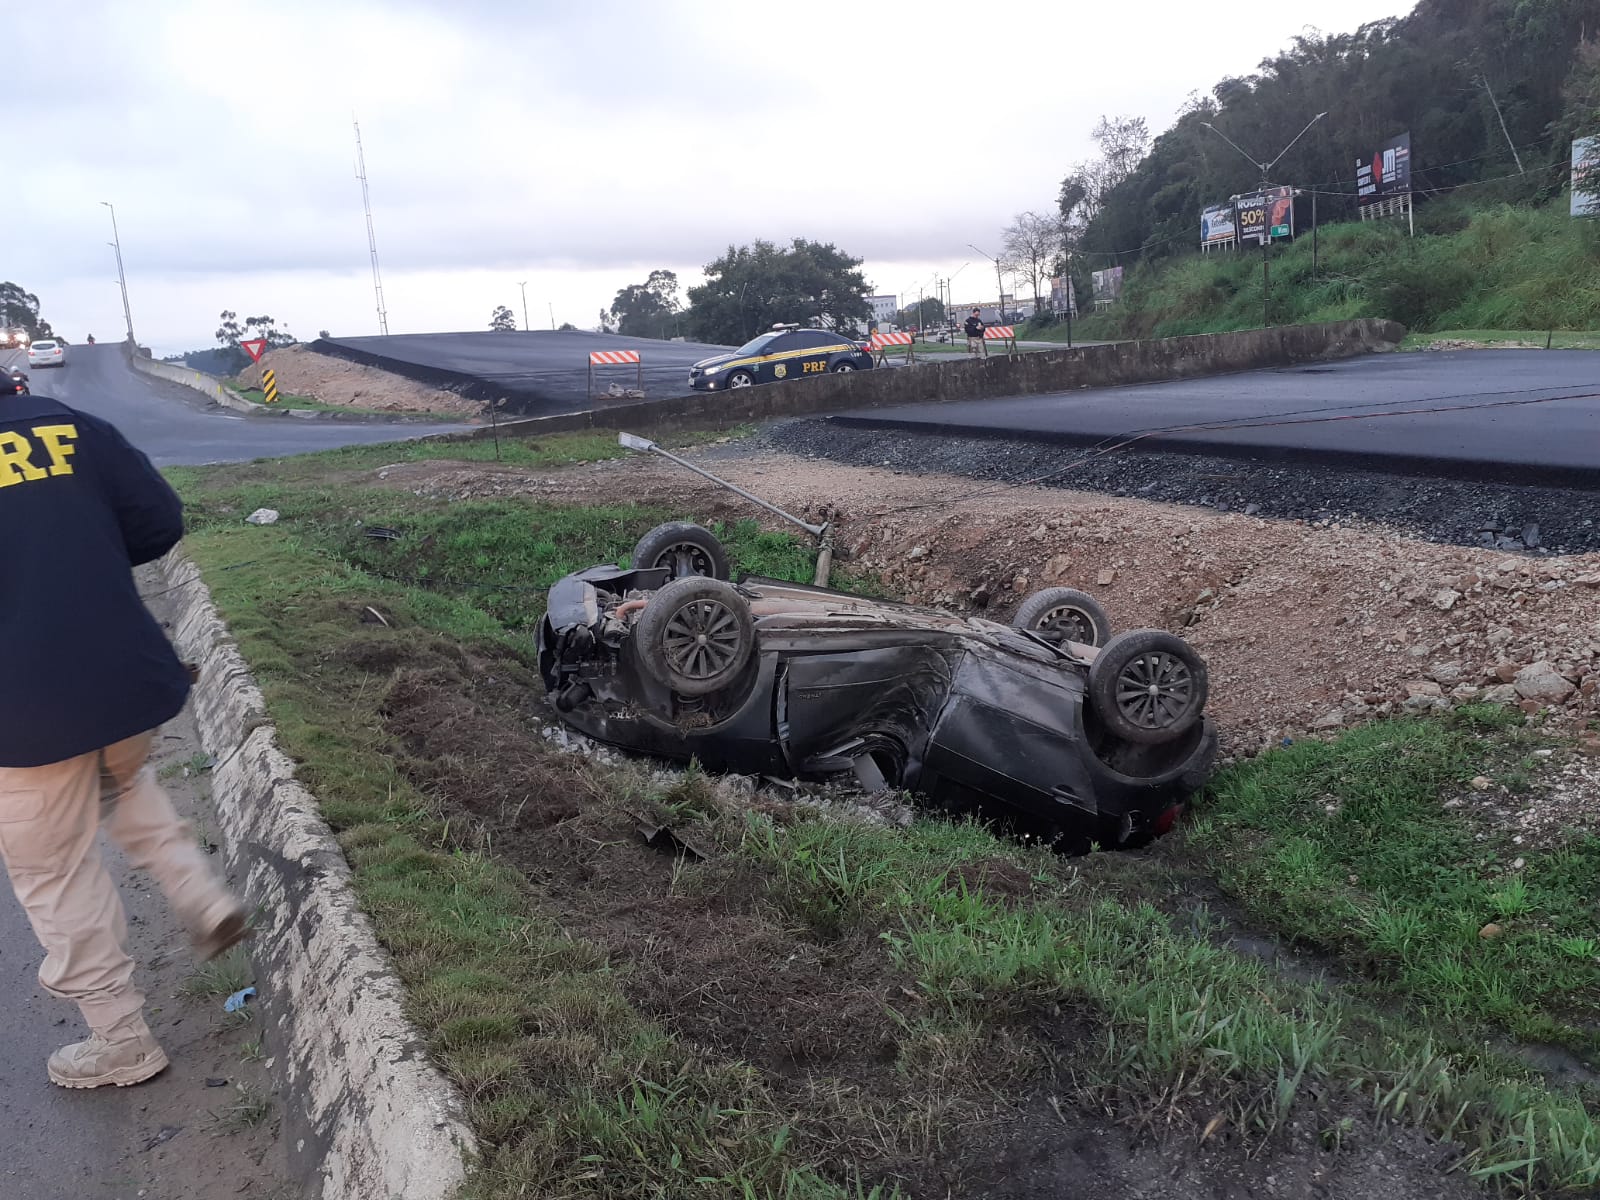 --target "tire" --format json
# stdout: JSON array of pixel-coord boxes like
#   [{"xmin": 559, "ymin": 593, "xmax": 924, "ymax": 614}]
[
  {"xmin": 1087, "ymin": 630, "xmax": 1208, "ymax": 746},
  {"xmin": 726, "ymin": 370, "xmax": 754, "ymax": 389},
  {"xmin": 635, "ymin": 576, "xmax": 755, "ymax": 697},
  {"xmin": 1012, "ymin": 587, "xmax": 1111, "ymax": 648},
  {"xmin": 830, "ymin": 360, "xmax": 857, "ymax": 373},
  {"xmin": 631, "ymin": 522, "xmax": 730, "ymax": 581}
]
